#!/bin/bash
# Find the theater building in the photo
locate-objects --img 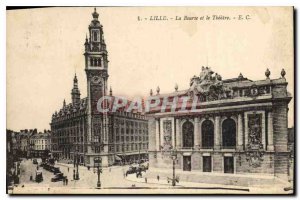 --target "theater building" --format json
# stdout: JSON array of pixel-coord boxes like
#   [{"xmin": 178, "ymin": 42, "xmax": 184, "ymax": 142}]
[
  {"xmin": 146, "ymin": 67, "xmax": 292, "ymax": 180},
  {"xmin": 50, "ymin": 8, "xmax": 148, "ymax": 167}
]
